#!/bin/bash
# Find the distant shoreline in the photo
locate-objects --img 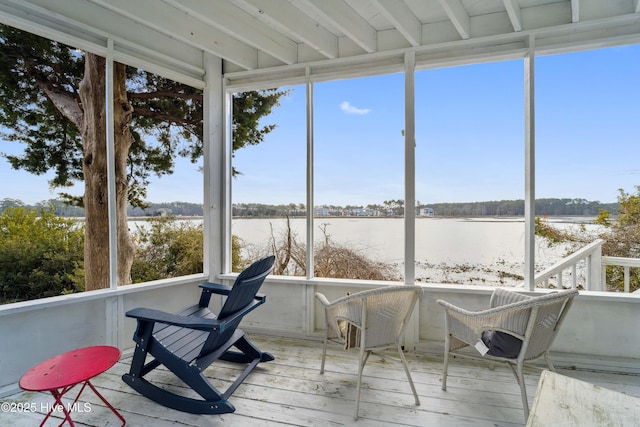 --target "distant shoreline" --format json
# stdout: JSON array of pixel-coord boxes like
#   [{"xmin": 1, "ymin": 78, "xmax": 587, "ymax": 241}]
[{"xmin": 124, "ymin": 214, "xmax": 599, "ymax": 223}]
